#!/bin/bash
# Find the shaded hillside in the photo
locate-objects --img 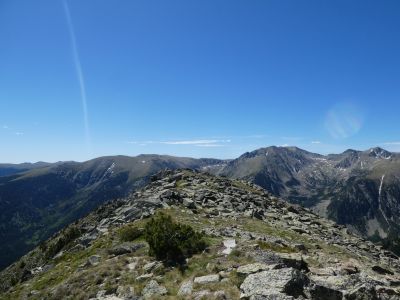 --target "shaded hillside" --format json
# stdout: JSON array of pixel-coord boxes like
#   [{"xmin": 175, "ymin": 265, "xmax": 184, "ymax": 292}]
[
  {"xmin": 216, "ymin": 146, "xmax": 400, "ymax": 248},
  {"xmin": 0, "ymin": 155, "xmax": 222, "ymax": 270},
  {"xmin": 1, "ymin": 170, "xmax": 399, "ymax": 299},
  {"xmin": 0, "ymin": 162, "xmax": 54, "ymax": 177}
]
